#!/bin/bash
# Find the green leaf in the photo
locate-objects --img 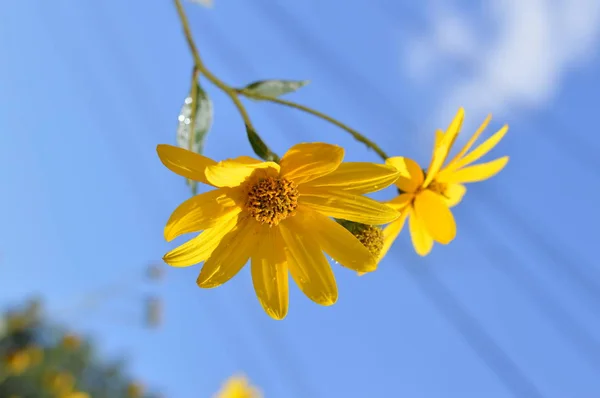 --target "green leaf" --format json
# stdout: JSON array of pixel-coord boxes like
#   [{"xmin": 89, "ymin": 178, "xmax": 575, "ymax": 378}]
[
  {"xmin": 176, "ymin": 83, "xmax": 213, "ymax": 195},
  {"xmin": 242, "ymin": 79, "xmax": 310, "ymax": 99}
]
